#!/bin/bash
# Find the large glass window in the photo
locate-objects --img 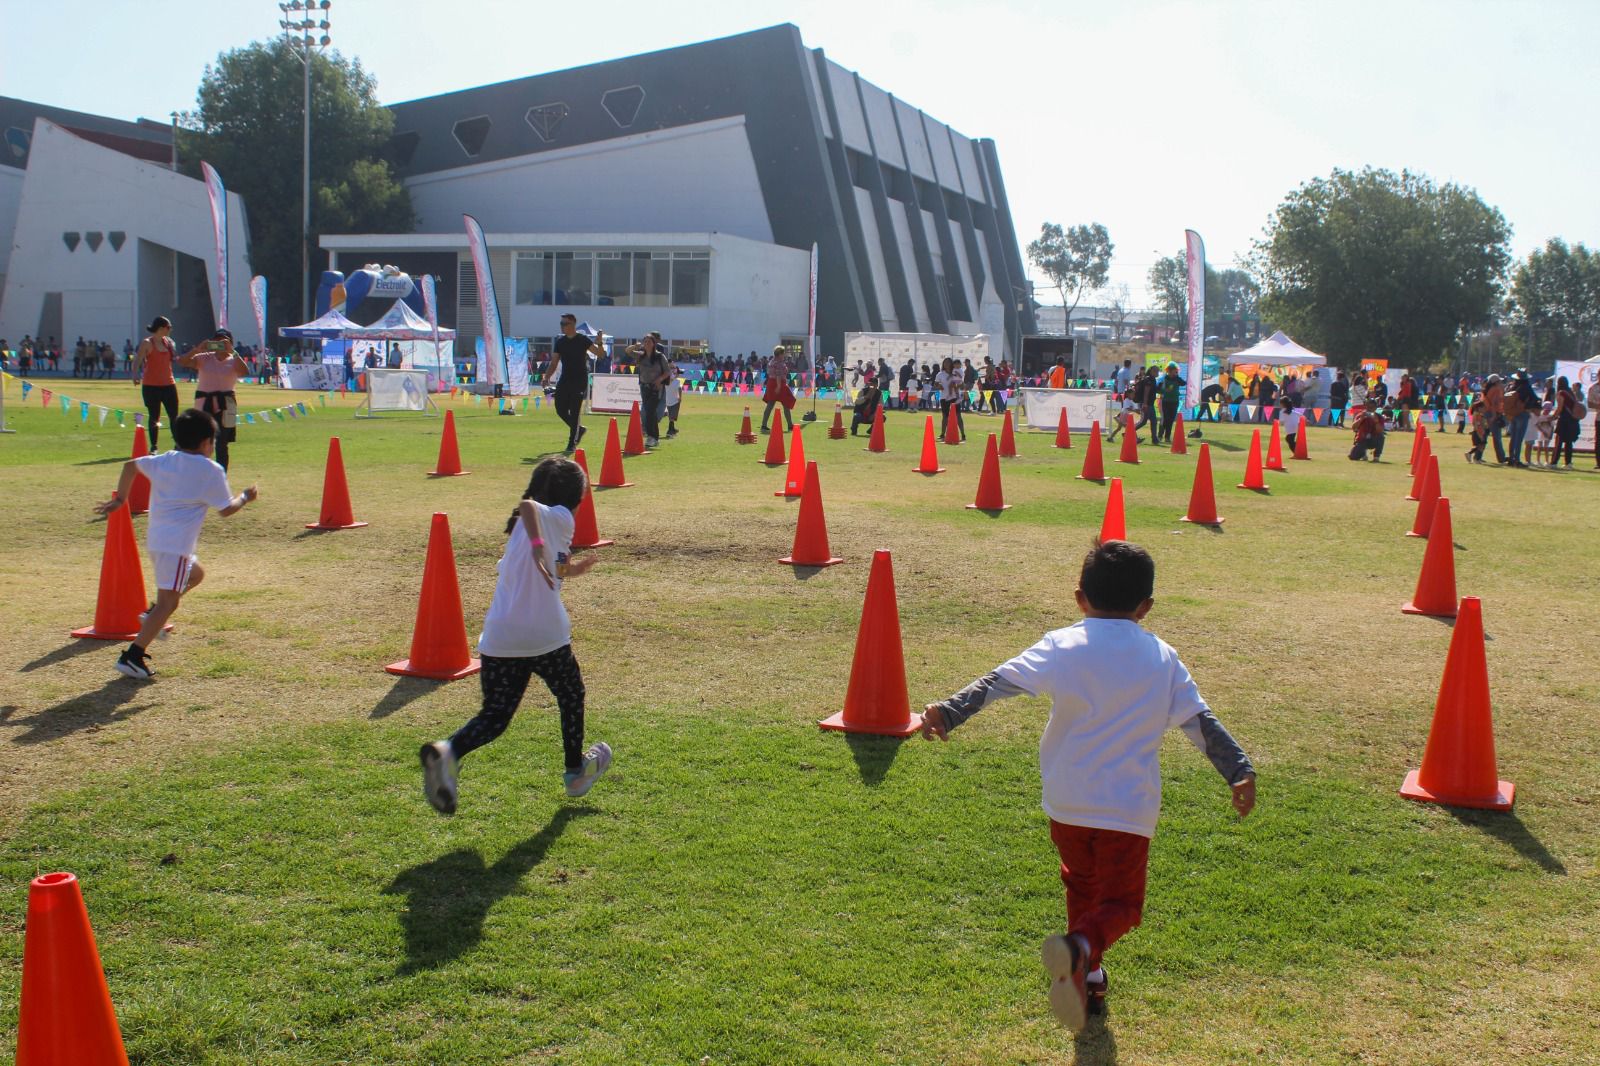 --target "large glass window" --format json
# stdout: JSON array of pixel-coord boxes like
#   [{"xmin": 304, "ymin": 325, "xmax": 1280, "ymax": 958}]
[
  {"xmin": 670, "ymin": 252, "xmax": 710, "ymax": 307},
  {"xmin": 553, "ymin": 252, "xmax": 593, "ymax": 306},
  {"xmin": 515, "ymin": 253, "xmax": 553, "ymax": 306},
  {"xmin": 595, "ymin": 253, "xmax": 630, "ymax": 306},
  {"xmin": 633, "ymin": 253, "xmax": 671, "ymax": 307}
]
